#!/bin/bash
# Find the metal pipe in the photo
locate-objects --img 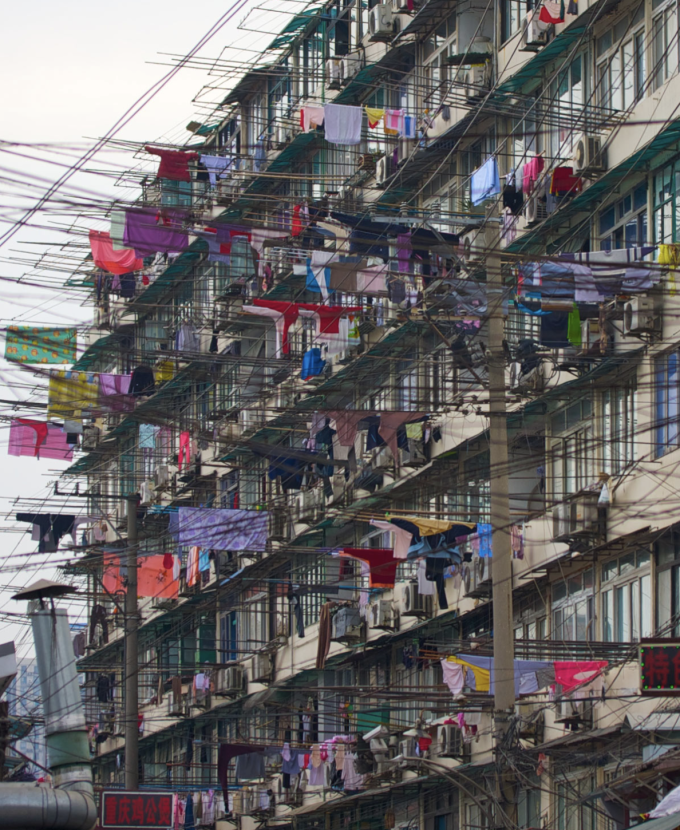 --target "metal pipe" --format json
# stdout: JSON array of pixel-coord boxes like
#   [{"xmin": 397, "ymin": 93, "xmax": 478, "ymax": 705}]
[{"xmin": 0, "ymin": 783, "xmax": 97, "ymax": 830}]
